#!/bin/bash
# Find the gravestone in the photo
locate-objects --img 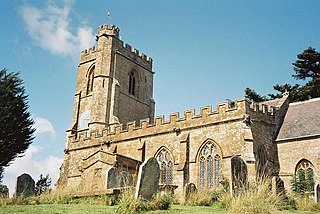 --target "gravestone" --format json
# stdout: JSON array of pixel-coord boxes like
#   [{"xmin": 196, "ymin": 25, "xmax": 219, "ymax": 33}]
[
  {"xmin": 0, "ymin": 185, "xmax": 9, "ymax": 198},
  {"xmin": 315, "ymin": 183, "xmax": 320, "ymax": 203},
  {"xmin": 272, "ymin": 176, "xmax": 286, "ymax": 199},
  {"xmin": 120, "ymin": 171, "xmax": 133, "ymax": 187},
  {"xmin": 185, "ymin": 183, "xmax": 197, "ymax": 201},
  {"xmin": 231, "ymin": 156, "xmax": 247, "ymax": 194},
  {"xmin": 106, "ymin": 167, "xmax": 119, "ymax": 189},
  {"xmin": 135, "ymin": 157, "xmax": 160, "ymax": 200},
  {"xmin": 15, "ymin": 173, "xmax": 35, "ymax": 197}
]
